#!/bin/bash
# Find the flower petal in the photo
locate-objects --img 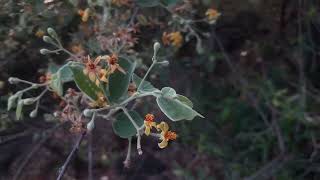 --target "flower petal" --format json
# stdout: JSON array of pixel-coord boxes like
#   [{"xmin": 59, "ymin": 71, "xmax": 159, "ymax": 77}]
[
  {"xmin": 157, "ymin": 121, "xmax": 169, "ymax": 132},
  {"xmin": 89, "ymin": 72, "xmax": 96, "ymax": 82},
  {"xmin": 158, "ymin": 139, "xmax": 168, "ymax": 149}
]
